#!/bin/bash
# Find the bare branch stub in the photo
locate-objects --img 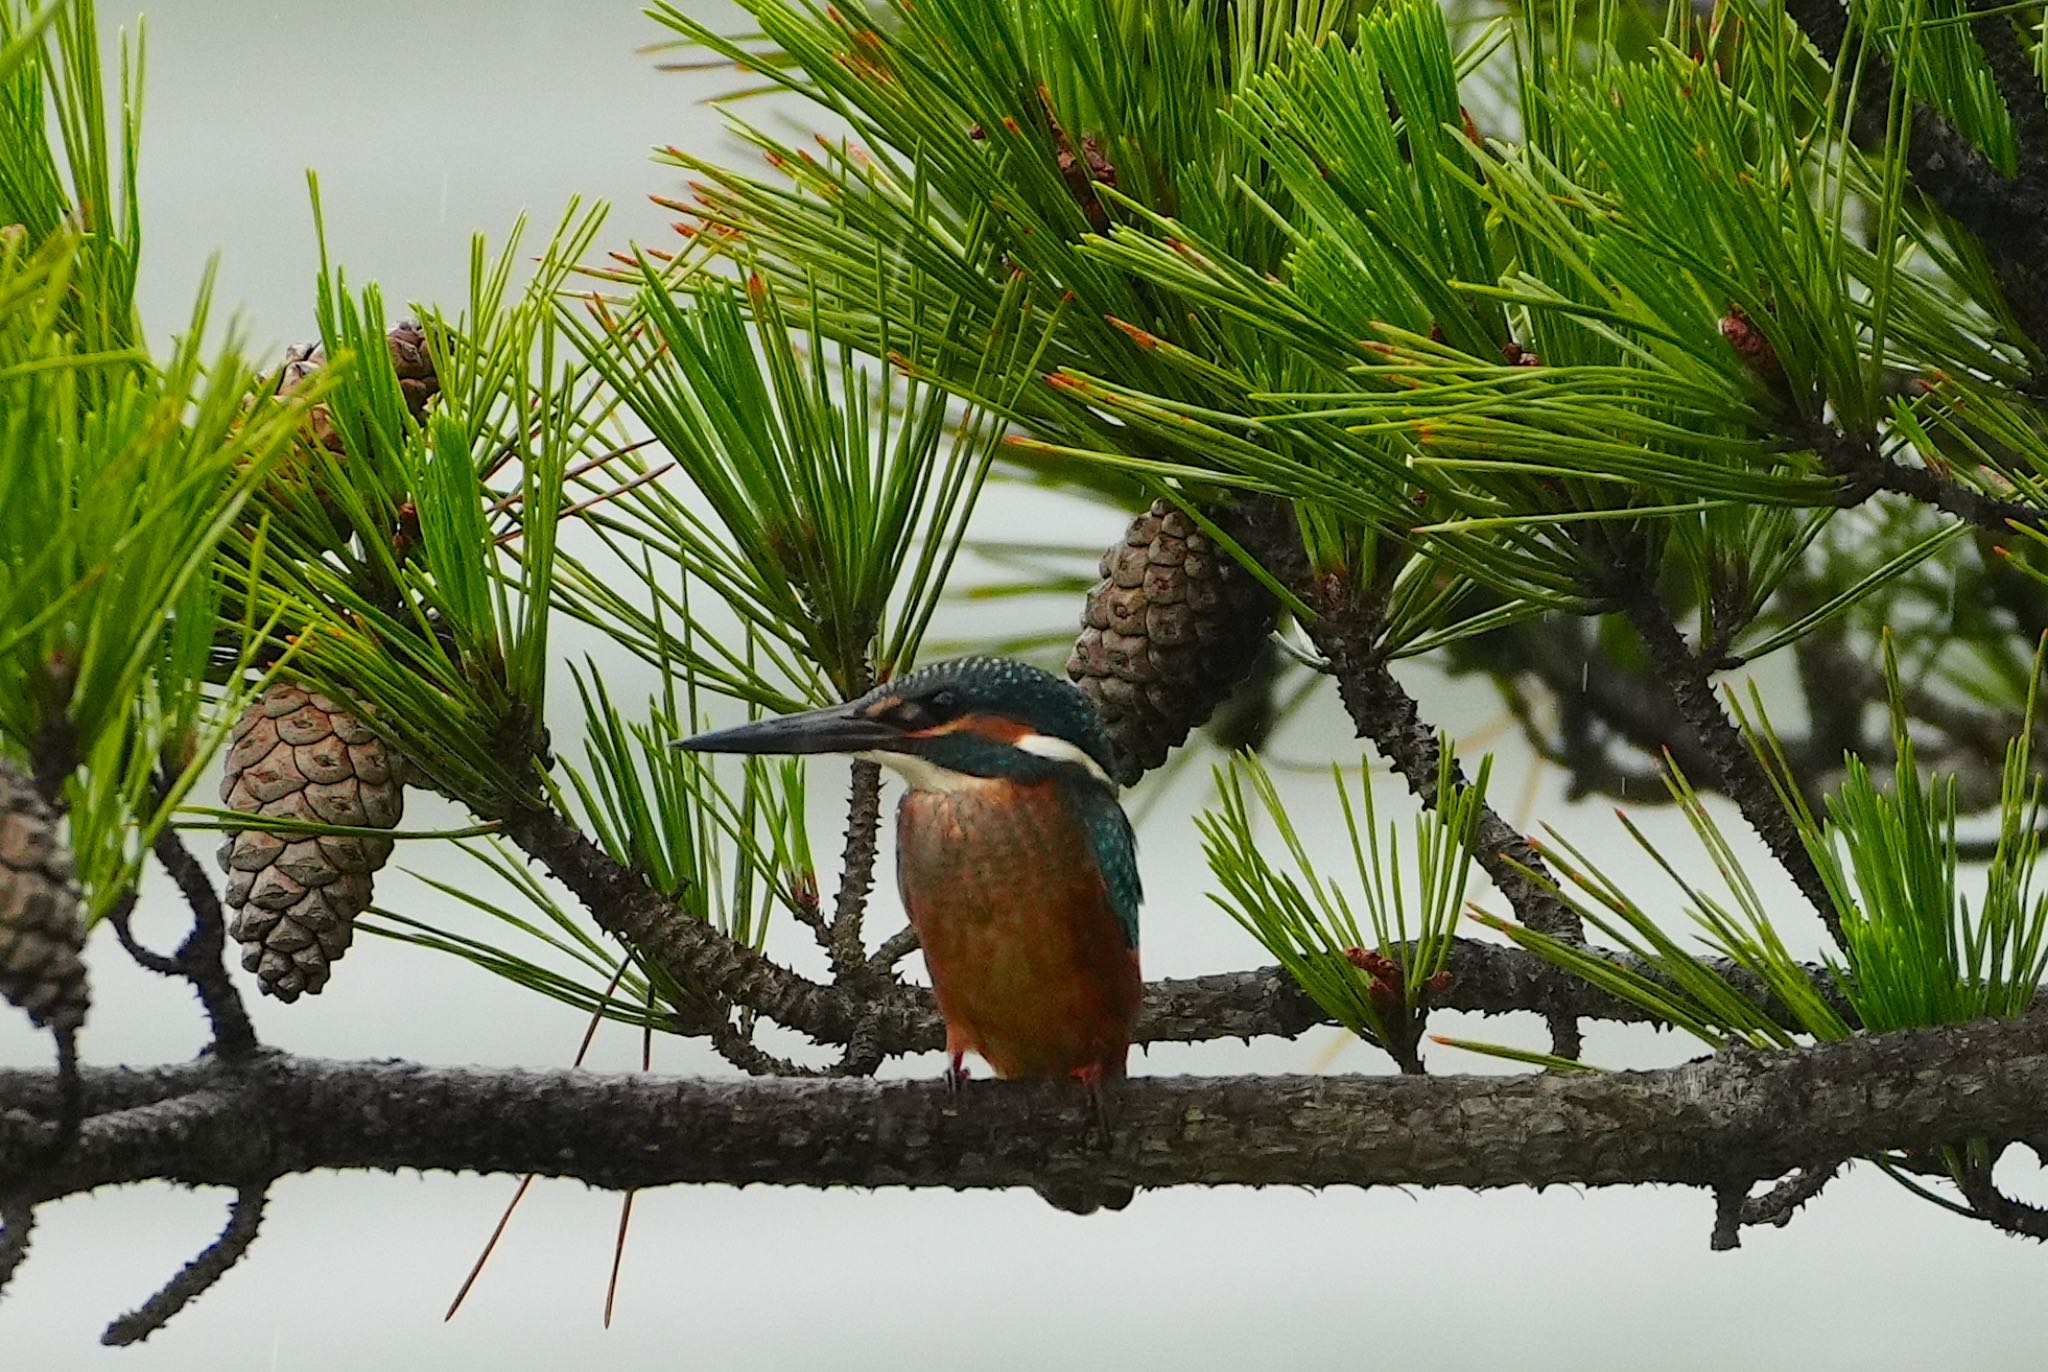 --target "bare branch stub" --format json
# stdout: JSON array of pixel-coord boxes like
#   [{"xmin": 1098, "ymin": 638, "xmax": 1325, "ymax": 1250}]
[
  {"xmin": 101, "ymin": 1182, "xmax": 271, "ymax": 1346},
  {"xmin": 1709, "ymin": 1179, "xmax": 1745, "ymax": 1251}
]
